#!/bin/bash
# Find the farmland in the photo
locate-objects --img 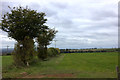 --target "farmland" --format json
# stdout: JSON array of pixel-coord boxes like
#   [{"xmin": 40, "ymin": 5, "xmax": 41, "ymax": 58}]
[{"xmin": 2, "ymin": 52, "xmax": 118, "ymax": 78}]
